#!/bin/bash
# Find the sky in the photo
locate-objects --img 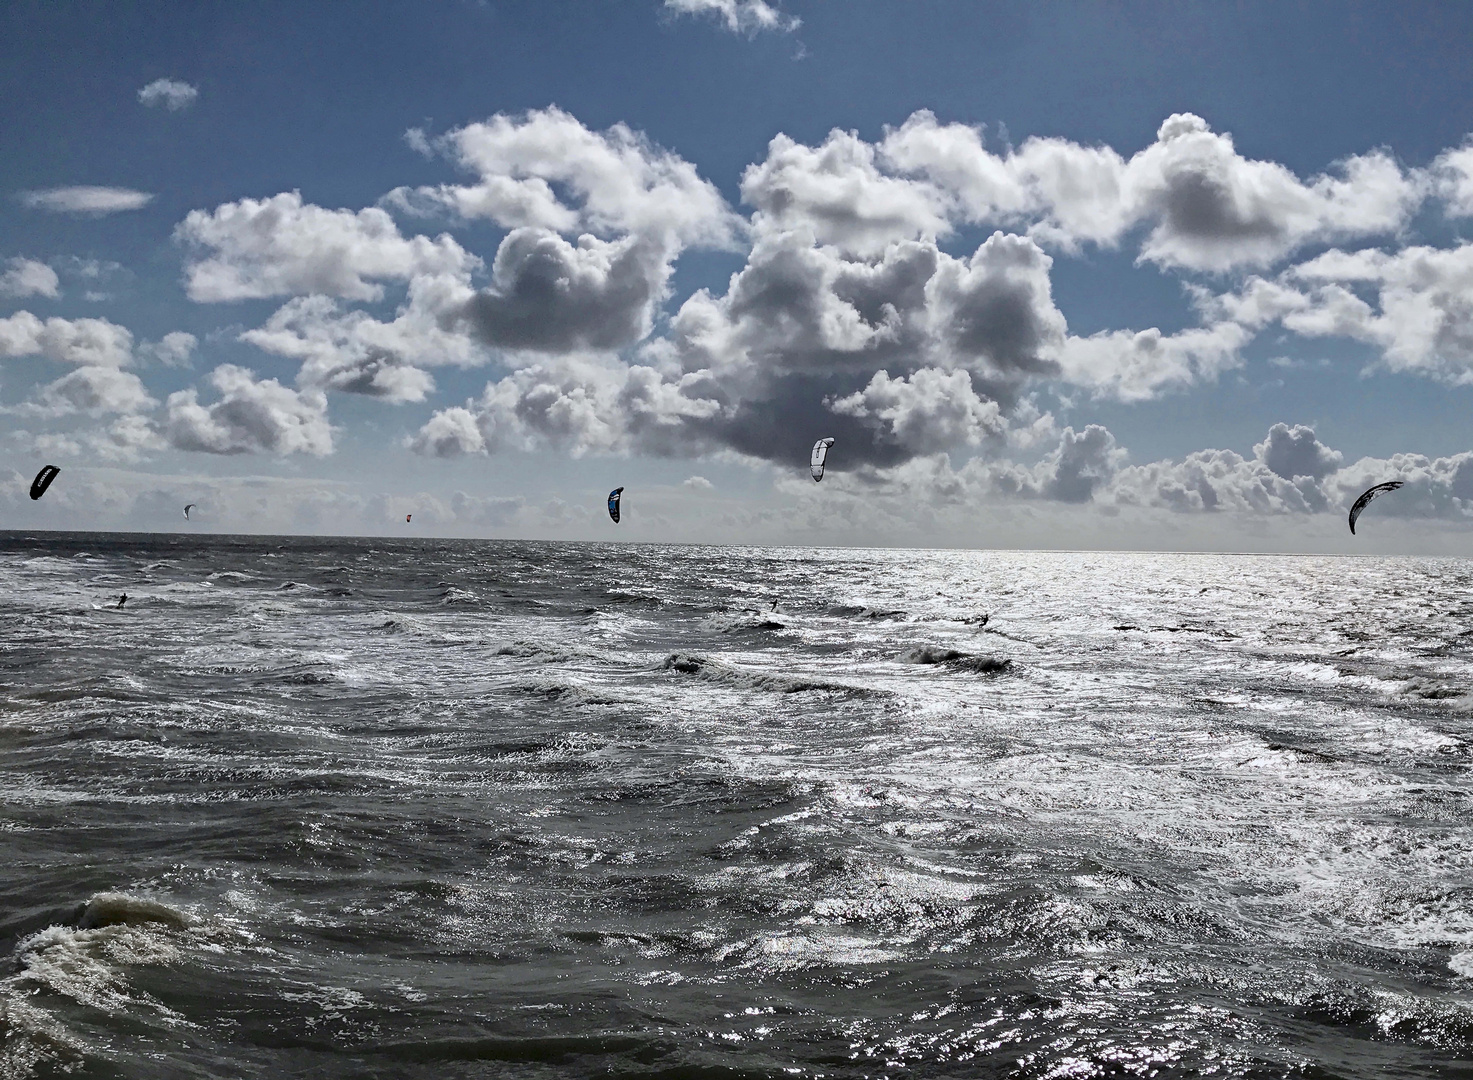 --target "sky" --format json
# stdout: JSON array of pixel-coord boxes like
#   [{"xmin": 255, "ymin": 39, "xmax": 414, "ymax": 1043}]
[{"xmin": 4, "ymin": 0, "xmax": 1473, "ymax": 552}]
